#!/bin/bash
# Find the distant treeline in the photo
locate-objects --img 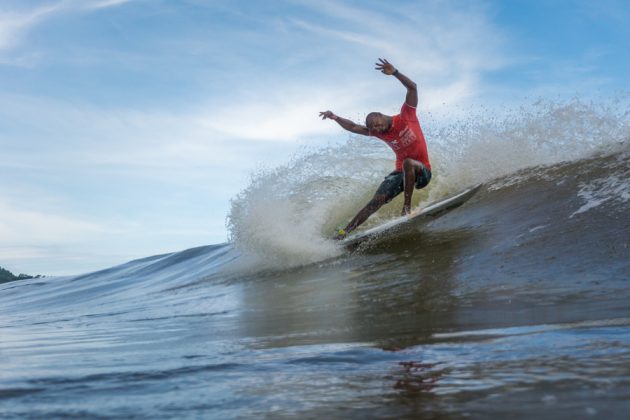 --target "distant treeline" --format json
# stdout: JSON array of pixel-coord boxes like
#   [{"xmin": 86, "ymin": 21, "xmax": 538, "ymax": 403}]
[{"xmin": 0, "ymin": 266, "xmax": 43, "ymax": 284}]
